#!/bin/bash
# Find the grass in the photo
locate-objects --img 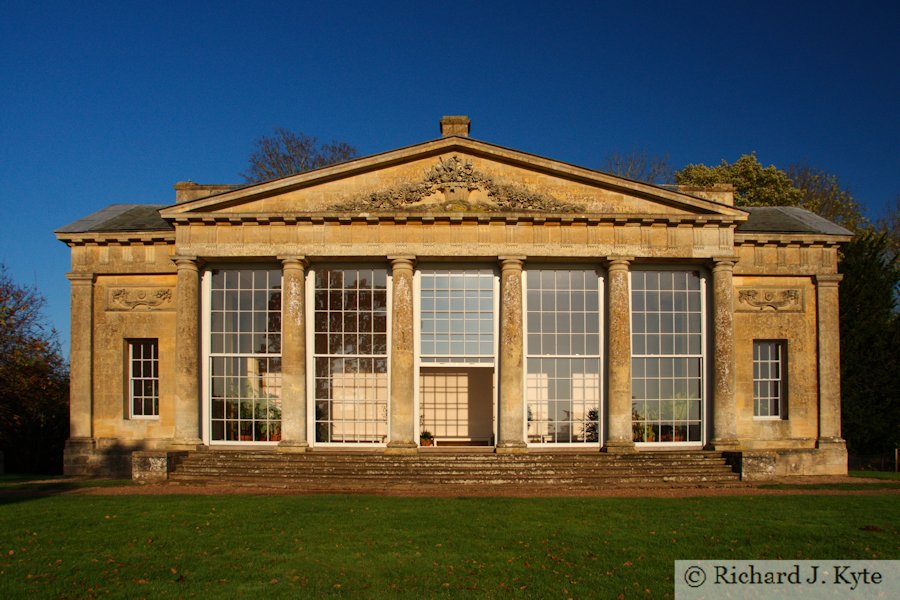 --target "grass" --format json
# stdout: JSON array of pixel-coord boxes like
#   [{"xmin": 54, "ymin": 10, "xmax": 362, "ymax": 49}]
[
  {"xmin": 758, "ymin": 470, "xmax": 900, "ymax": 490},
  {"xmin": 850, "ymin": 469, "xmax": 900, "ymax": 481},
  {"xmin": 0, "ymin": 475, "xmax": 134, "ymax": 492},
  {"xmin": 1, "ymin": 493, "xmax": 898, "ymax": 598}
]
